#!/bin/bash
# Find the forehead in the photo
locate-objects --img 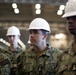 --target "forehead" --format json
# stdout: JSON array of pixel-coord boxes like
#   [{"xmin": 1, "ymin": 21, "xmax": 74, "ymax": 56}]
[
  {"xmin": 29, "ymin": 29, "xmax": 40, "ymax": 32},
  {"xmin": 7, "ymin": 35, "xmax": 17, "ymax": 37},
  {"xmin": 29, "ymin": 29, "xmax": 43, "ymax": 34}
]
